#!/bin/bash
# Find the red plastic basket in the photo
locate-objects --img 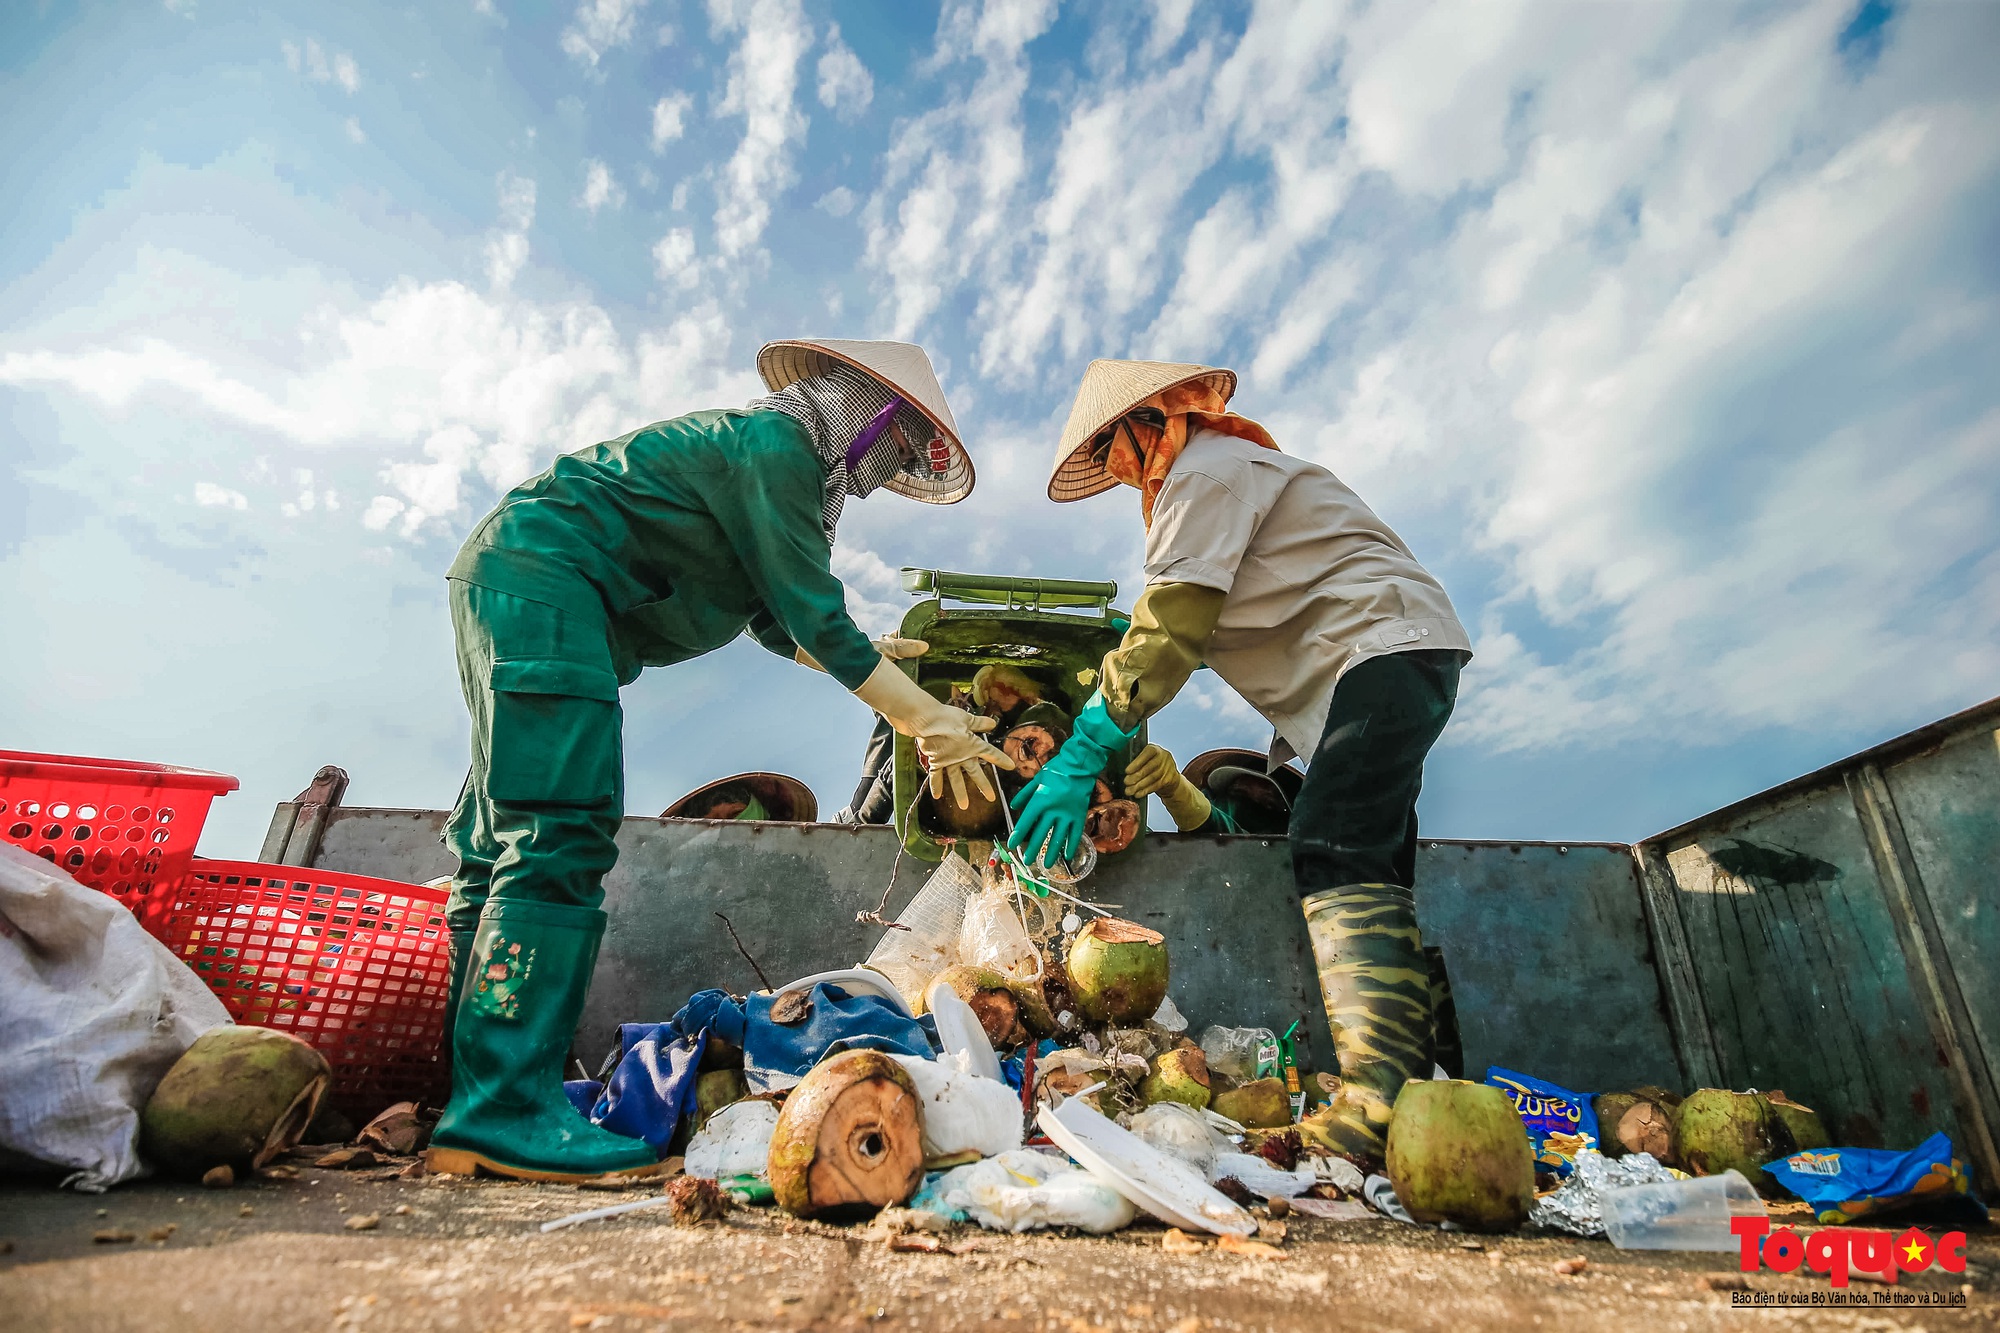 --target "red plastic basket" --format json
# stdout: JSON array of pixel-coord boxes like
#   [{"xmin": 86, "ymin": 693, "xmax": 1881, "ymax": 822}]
[
  {"xmin": 159, "ymin": 859, "xmax": 454, "ymax": 1116},
  {"xmin": 0, "ymin": 750, "xmax": 239, "ymax": 930}
]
